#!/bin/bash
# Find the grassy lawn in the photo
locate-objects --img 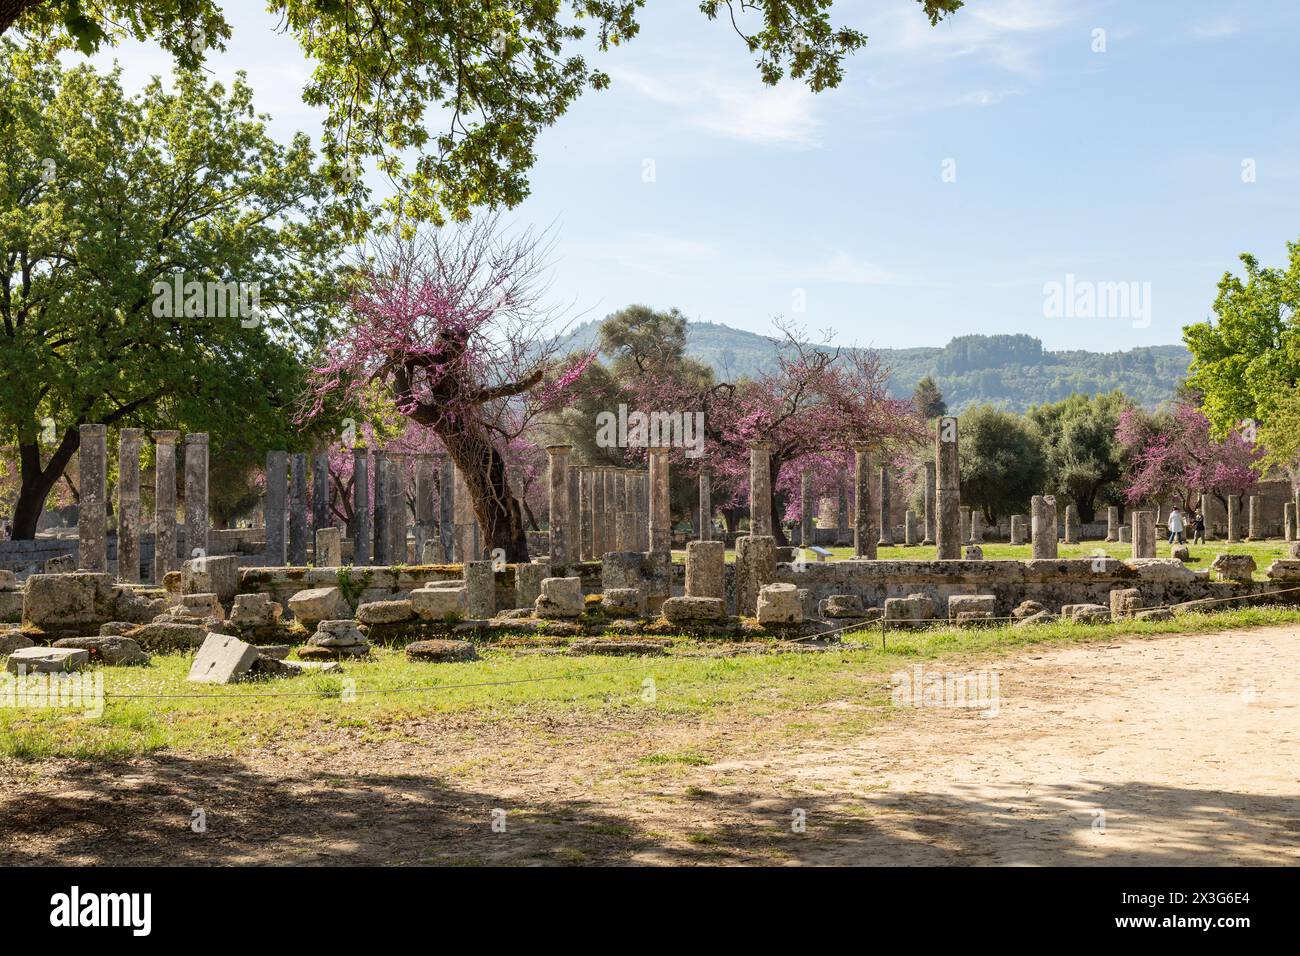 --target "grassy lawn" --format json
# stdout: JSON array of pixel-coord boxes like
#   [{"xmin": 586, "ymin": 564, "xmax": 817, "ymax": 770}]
[
  {"xmin": 4, "ymin": 605, "xmax": 1299, "ymax": 763},
  {"xmin": 699, "ymin": 538, "xmax": 1290, "ymax": 578}
]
